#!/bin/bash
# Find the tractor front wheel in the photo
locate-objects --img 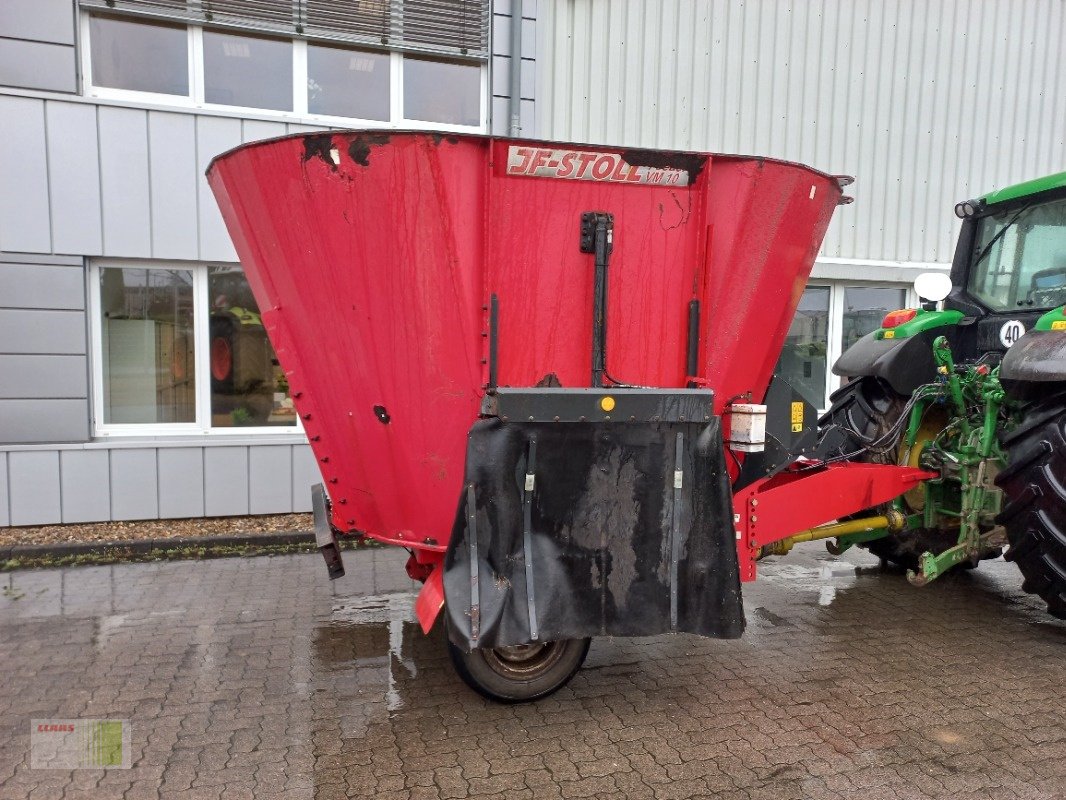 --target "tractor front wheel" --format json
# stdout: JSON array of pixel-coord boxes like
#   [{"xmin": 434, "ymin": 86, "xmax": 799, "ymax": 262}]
[
  {"xmin": 996, "ymin": 392, "xmax": 1066, "ymax": 619},
  {"xmin": 446, "ymin": 637, "xmax": 591, "ymax": 703}
]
